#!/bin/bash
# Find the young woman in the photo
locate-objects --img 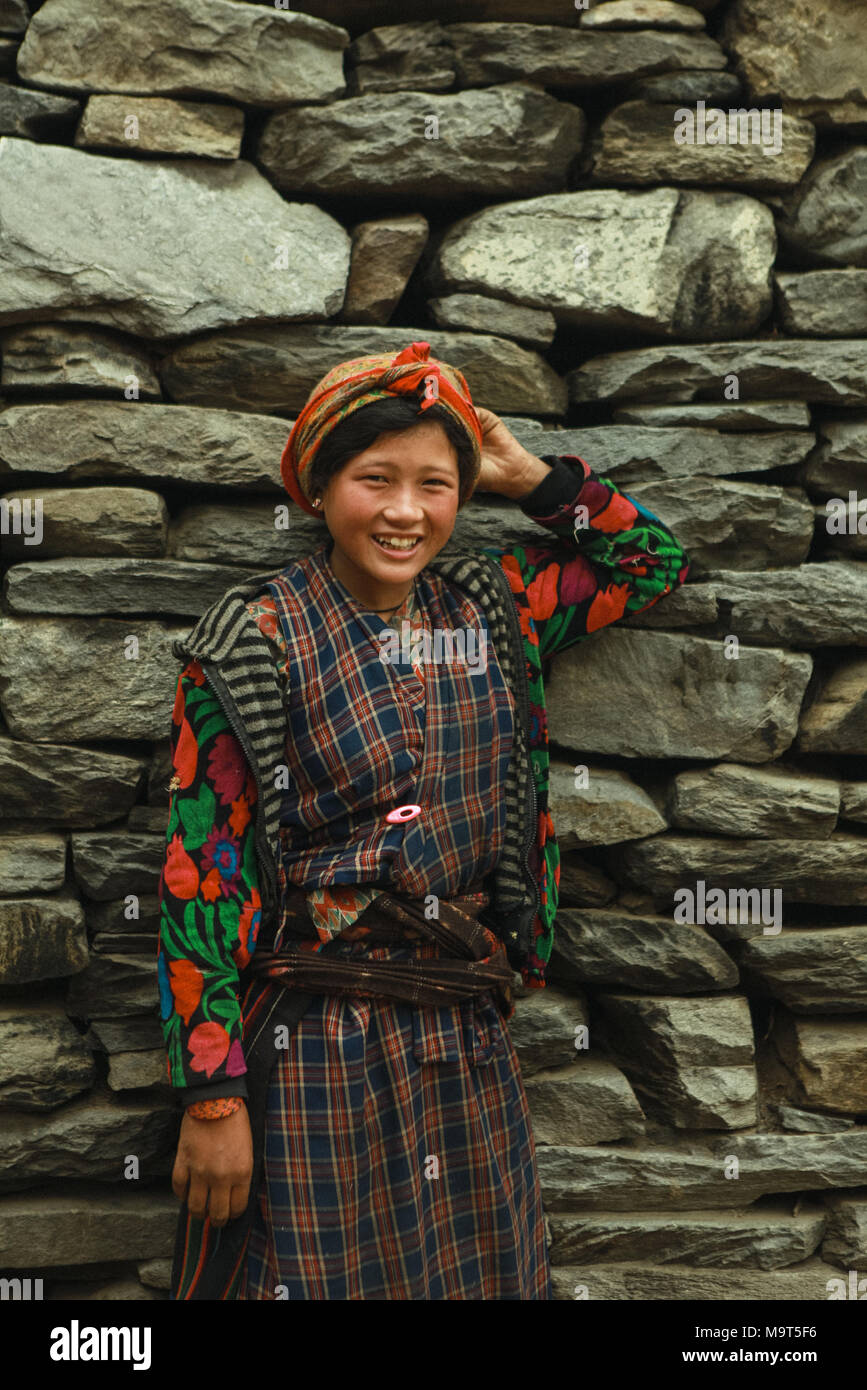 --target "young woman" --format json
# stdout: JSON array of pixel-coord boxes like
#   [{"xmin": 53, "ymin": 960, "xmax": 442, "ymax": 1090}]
[{"xmin": 158, "ymin": 340, "xmax": 689, "ymax": 1300}]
